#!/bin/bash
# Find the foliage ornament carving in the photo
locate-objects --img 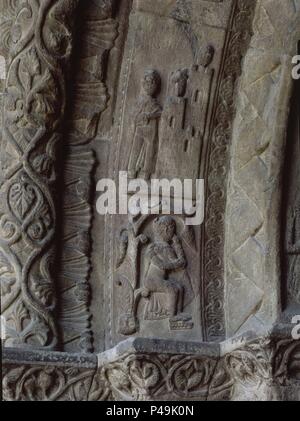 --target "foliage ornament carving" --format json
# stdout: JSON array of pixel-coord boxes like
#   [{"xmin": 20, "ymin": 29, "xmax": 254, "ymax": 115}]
[{"xmin": 2, "ymin": 335, "xmax": 299, "ymax": 401}]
